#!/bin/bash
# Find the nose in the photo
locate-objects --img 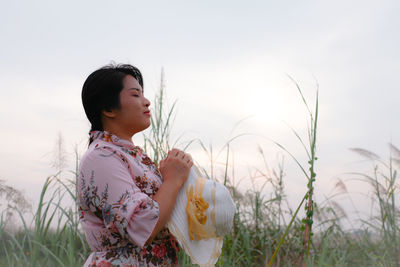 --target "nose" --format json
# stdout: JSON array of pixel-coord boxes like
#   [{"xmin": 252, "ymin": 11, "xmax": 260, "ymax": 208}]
[{"xmin": 144, "ymin": 97, "xmax": 150, "ymax": 107}]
